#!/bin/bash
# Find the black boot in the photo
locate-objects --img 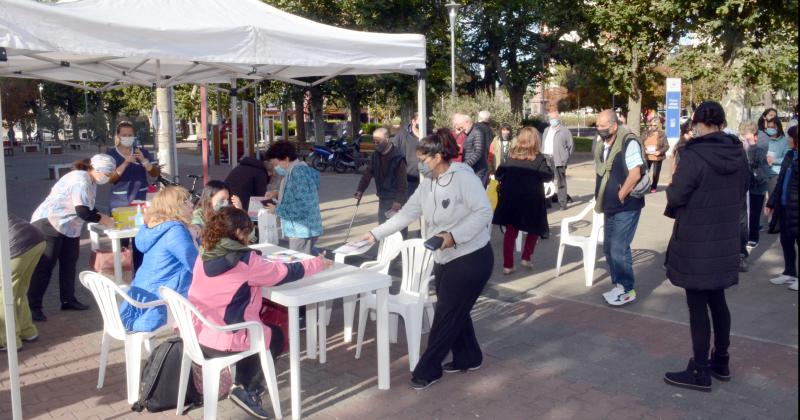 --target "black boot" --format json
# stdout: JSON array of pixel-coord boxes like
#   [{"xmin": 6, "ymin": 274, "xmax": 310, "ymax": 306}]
[
  {"xmin": 664, "ymin": 358, "xmax": 712, "ymax": 392},
  {"xmin": 710, "ymin": 350, "xmax": 730, "ymax": 381}
]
